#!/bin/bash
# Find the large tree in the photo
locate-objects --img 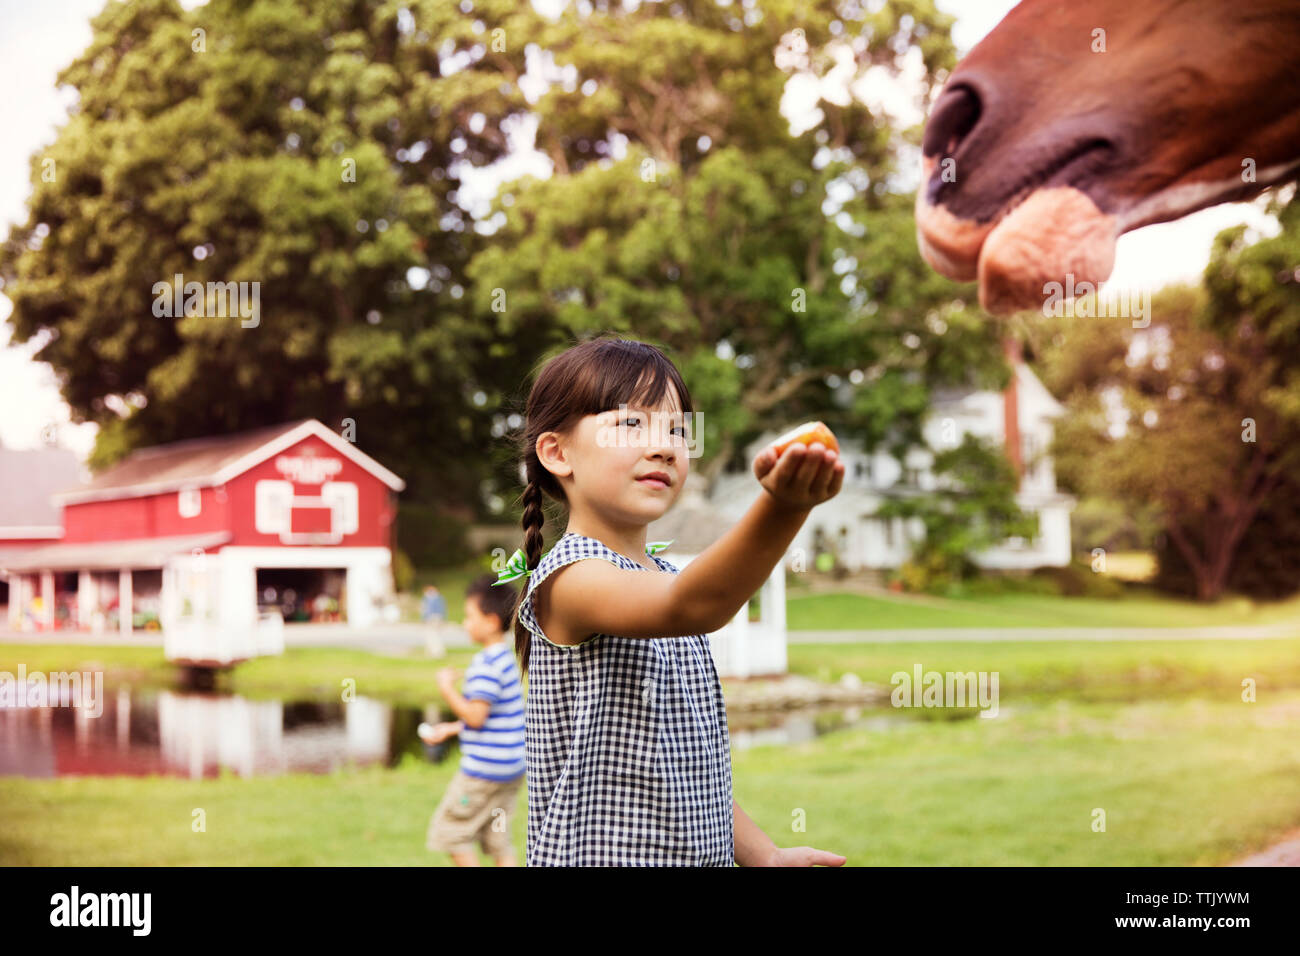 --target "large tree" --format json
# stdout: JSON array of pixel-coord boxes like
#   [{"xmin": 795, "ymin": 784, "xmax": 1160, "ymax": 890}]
[
  {"xmin": 1035, "ymin": 192, "xmax": 1300, "ymax": 600},
  {"xmin": 0, "ymin": 0, "xmax": 543, "ymax": 507},
  {"xmin": 460, "ymin": 0, "xmax": 1009, "ymax": 504},
  {"xmin": 2, "ymin": 0, "xmax": 1009, "ymax": 534}
]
